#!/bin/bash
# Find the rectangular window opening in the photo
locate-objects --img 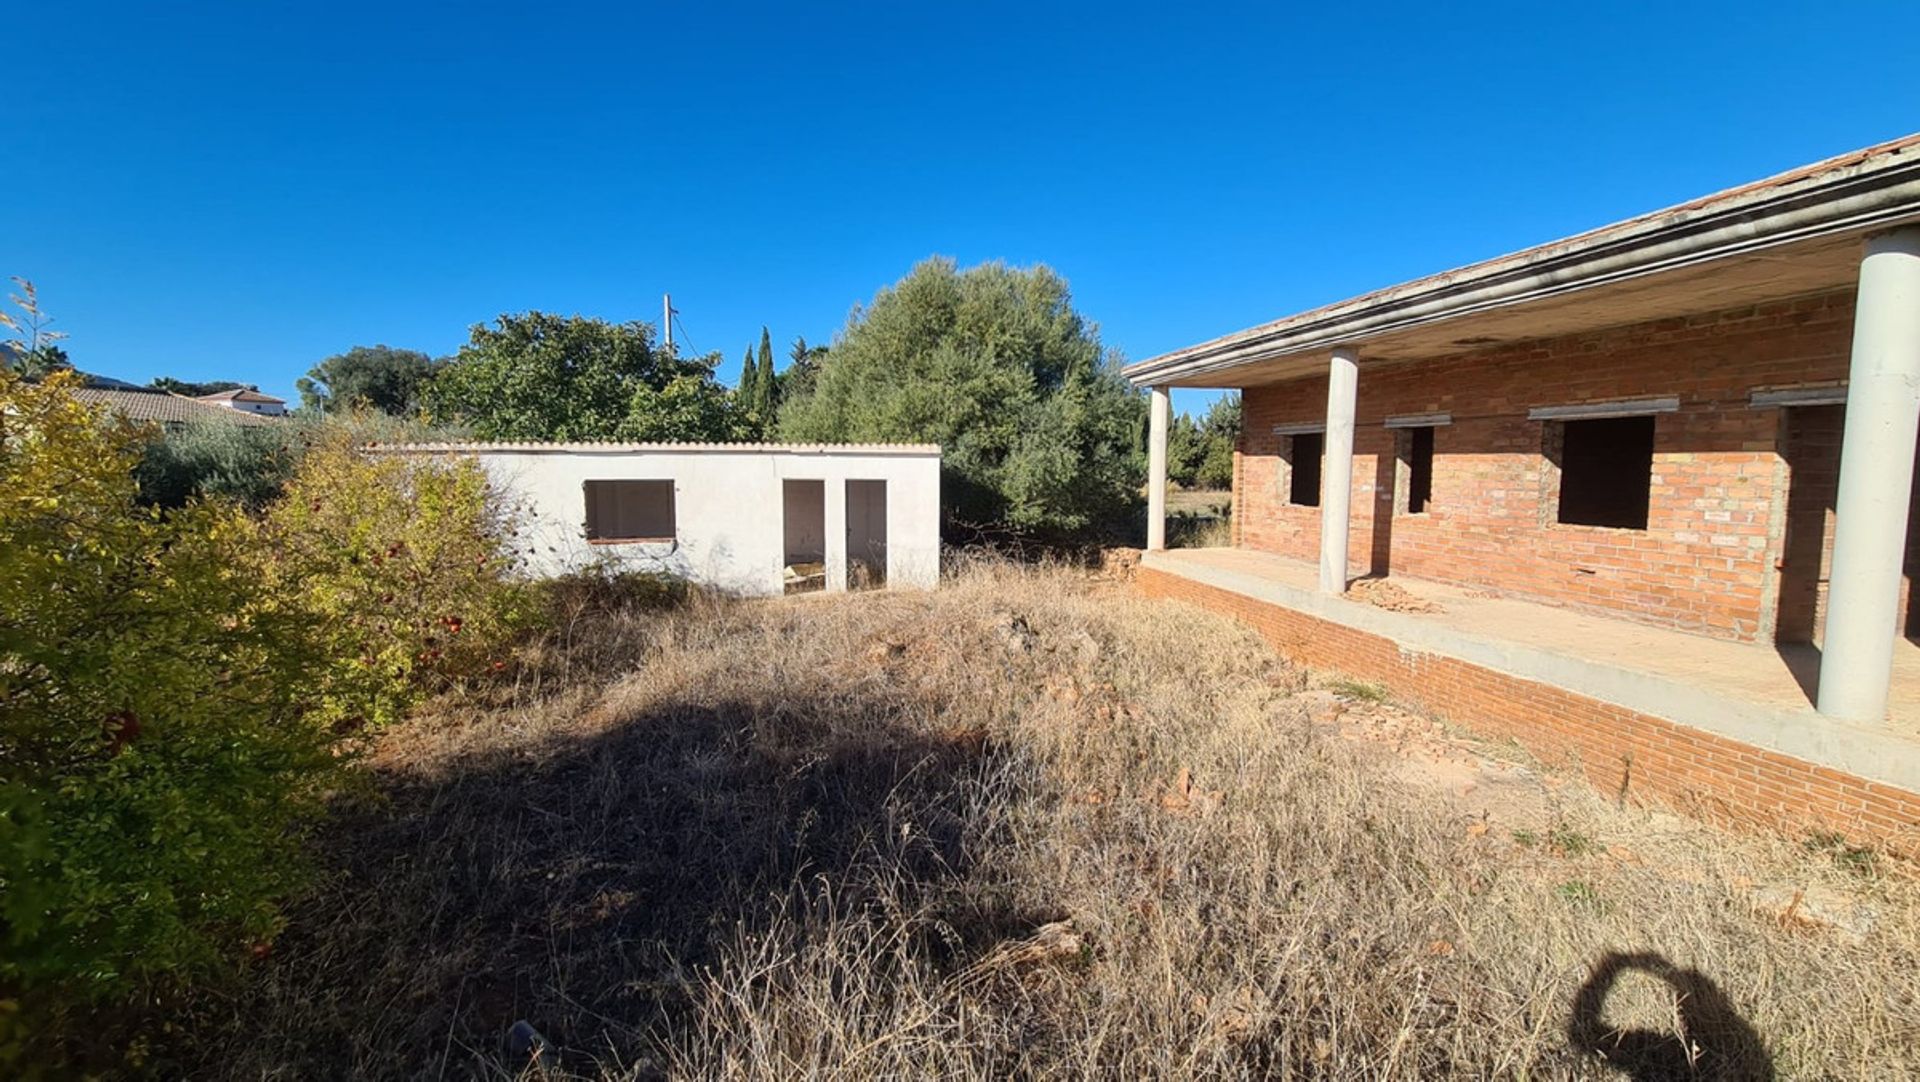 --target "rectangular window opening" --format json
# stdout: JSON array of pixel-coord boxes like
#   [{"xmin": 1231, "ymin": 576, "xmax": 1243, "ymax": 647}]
[
  {"xmin": 584, "ymin": 479, "xmax": 676, "ymax": 543},
  {"xmin": 1288, "ymin": 432, "xmax": 1323, "ymax": 507},
  {"xmin": 1555, "ymin": 416, "xmax": 1654, "ymax": 530},
  {"xmin": 1406, "ymin": 426, "xmax": 1434, "ymax": 515}
]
